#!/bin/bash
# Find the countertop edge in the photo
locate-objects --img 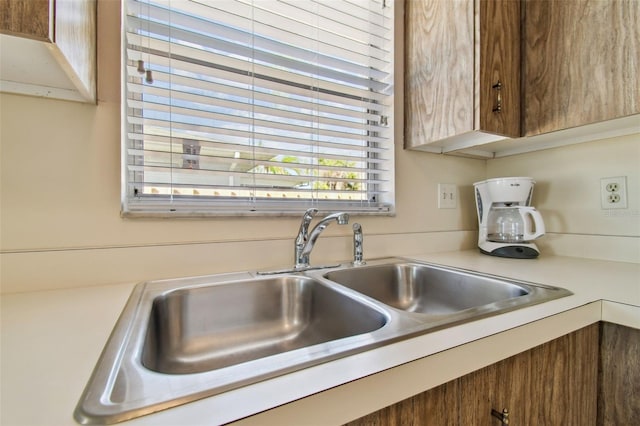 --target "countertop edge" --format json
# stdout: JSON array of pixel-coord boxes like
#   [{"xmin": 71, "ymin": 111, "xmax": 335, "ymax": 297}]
[{"xmin": 233, "ymin": 301, "xmax": 606, "ymax": 425}]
